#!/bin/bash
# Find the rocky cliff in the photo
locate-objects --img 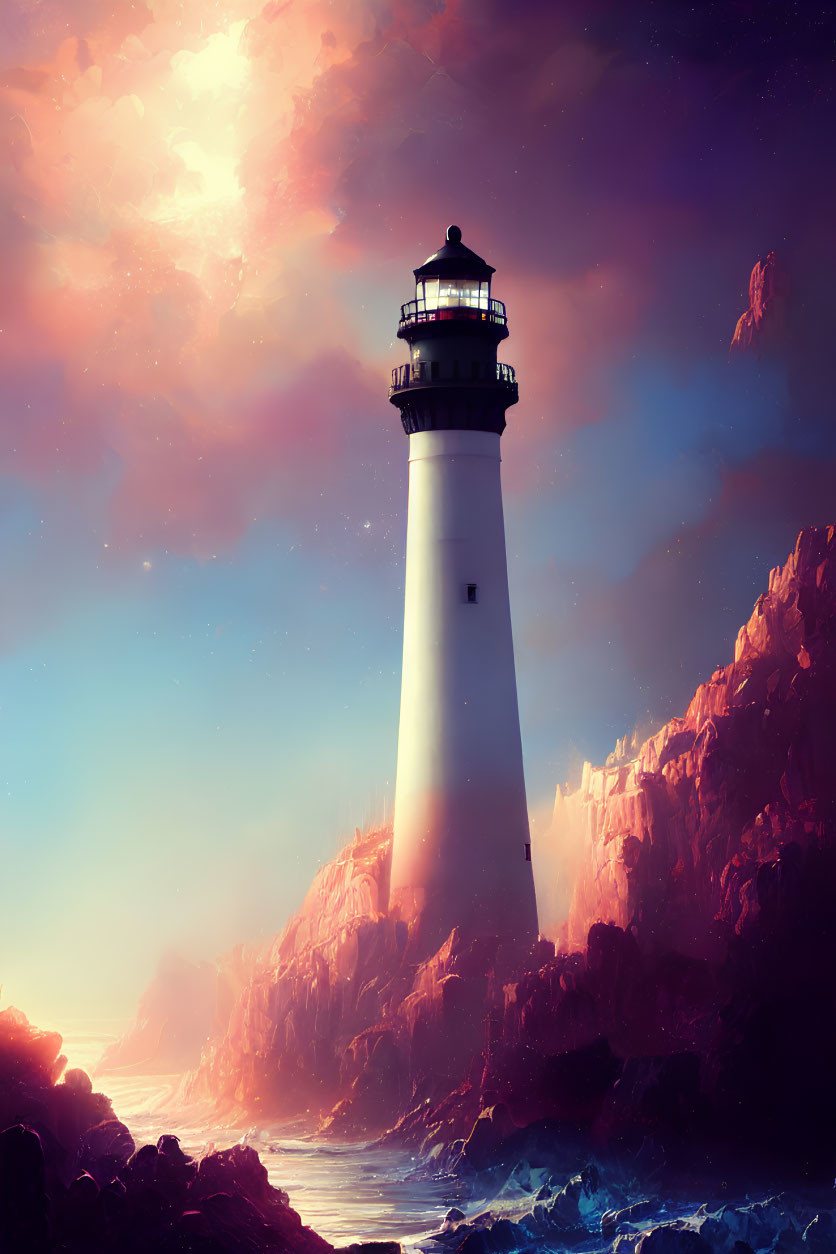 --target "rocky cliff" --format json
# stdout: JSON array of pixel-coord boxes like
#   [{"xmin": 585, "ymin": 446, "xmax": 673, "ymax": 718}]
[
  {"xmin": 182, "ymin": 821, "xmax": 539, "ymax": 1140},
  {"xmin": 184, "ymin": 824, "xmax": 404, "ymax": 1118},
  {"xmin": 138, "ymin": 527, "xmax": 836, "ymax": 1179},
  {"xmin": 477, "ymin": 525, "xmax": 836, "ymax": 1177},
  {"xmin": 541, "ymin": 523, "xmax": 836, "ymax": 957}
]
